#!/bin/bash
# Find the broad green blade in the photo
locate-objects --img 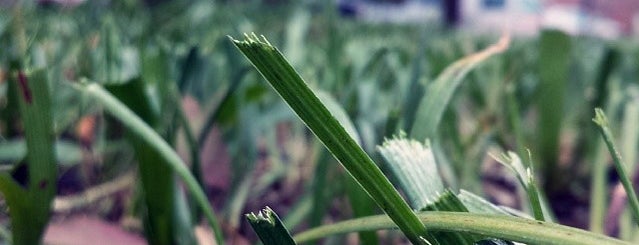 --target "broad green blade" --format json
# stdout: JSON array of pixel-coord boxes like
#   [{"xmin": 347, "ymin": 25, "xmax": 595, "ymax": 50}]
[
  {"xmin": 378, "ymin": 135, "xmax": 444, "ymax": 209},
  {"xmin": 0, "ymin": 69, "xmax": 56, "ymax": 245},
  {"xmin": 410, "ymin": 35, "xmax": 509, "ymax": 140},
  {"xmin": 537, "ymin": 29, "xmax": 571, "ymax": 191},
  {"xmin": 316, "ymin": 90, "xmax": 361, "ymax": 145},
  {"xmin": 246, "ymin": 207, "xmax": 296, "ymax": 245},
  {"xmin": 231, "ymin": 33, "xmax": 430, "ymax": 245},
  {"xmin": 107, "ymin": 78, "xmax": 196, "ymax": 245}
]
